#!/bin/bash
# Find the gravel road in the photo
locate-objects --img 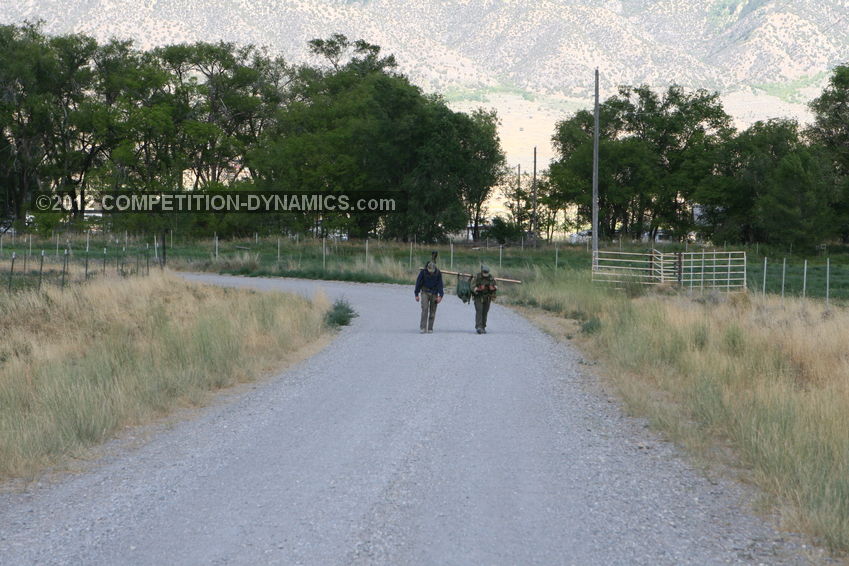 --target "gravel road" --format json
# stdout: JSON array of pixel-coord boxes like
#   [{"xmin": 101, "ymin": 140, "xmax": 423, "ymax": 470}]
[{"xmin": 0, "ymin": 274, "xmax": 821, "ymax": 565}]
